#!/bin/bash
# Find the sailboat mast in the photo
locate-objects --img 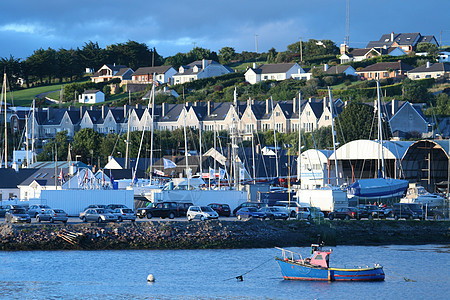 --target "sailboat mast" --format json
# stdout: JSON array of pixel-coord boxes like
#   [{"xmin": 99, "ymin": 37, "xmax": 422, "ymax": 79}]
[
  {"xmin": 297, "ymin": 91, "xmax": 302, "ymax": 181},
  {"xmin": 199, "ymin": 121, "xmax": 203, "ymax": 175},
  {"xmin": 125, "ymin": 92, "xmax": 131, "ymax": 169},
  {"xmin": 270, "ymin": 96, "xmax": 279, "ymax": 178},
  {"xmin": 376, "ymin": 81, "xmax": 385, "ymax": 177},
  {"xmin": 3, "ymin": 73, "xmax": 7, "ymax": 168},
  {"xmin": 251, "ymin": 124, "xmax": 256, "ymax": 184},
  {"xmin": 31, "ymin": 99, "xmax": 35, "ymax": 164},
  {"xmin": 149, "ymin": 76, "xmax": 155, "ymax": 184},
  {"xmin": 25, "ymin": 117, "xmax": 29, "ymax": 168},
  {"xmin": 183, "ymin": 105, "xmax": 189, "ymax": 188},
  {"xmin": 328, "ymin": 87, "xmax": 339, "ymax": 185}
]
